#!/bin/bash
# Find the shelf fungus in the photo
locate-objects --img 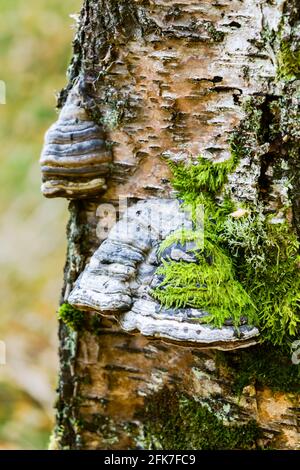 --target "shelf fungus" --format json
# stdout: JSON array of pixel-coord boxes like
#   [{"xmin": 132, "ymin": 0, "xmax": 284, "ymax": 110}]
[
  {"xmin": 68, "ymin": 199, "xmax": 259, "ymax": 350},
  {"xmin": 40, "ymin": 84, "xmax": 111, "ymax": 198}
]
